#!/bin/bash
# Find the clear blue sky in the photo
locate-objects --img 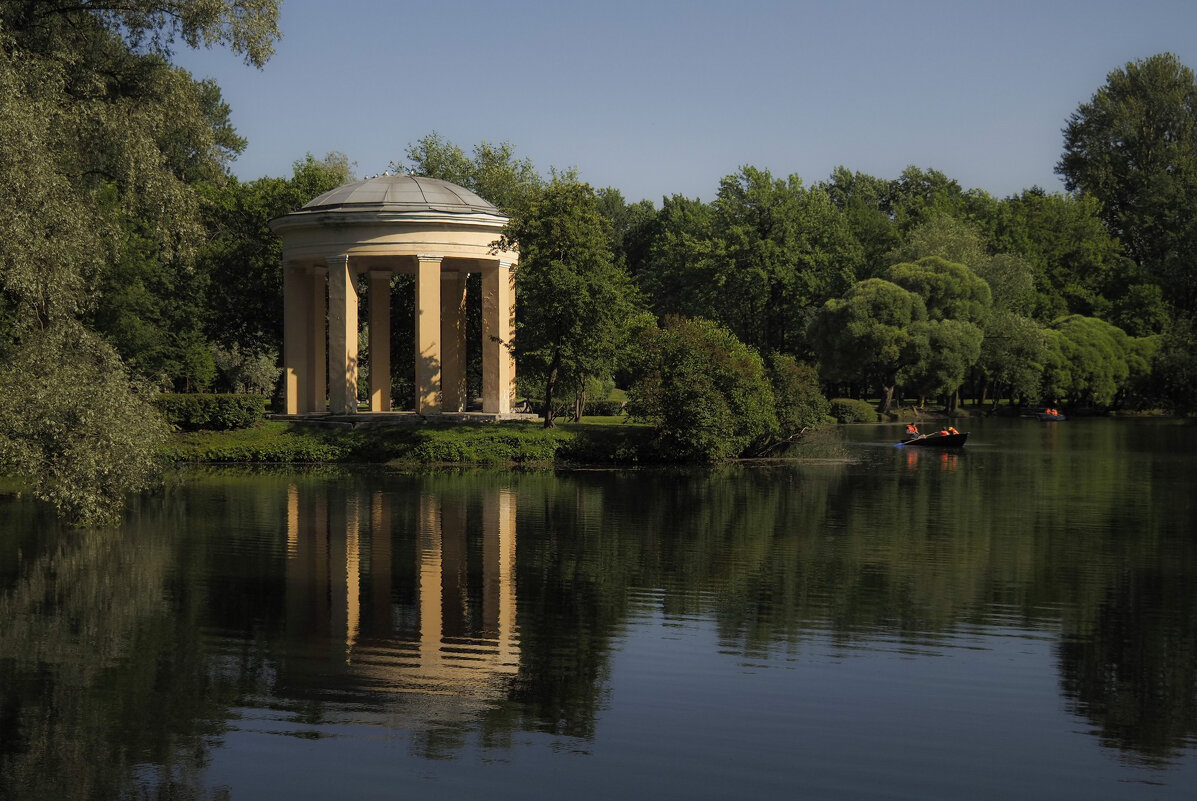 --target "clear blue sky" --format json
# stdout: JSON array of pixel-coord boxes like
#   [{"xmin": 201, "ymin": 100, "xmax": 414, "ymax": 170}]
[{"xmin": 173, "ymin": 0, "xmax": 1197, "ymax": 204}]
